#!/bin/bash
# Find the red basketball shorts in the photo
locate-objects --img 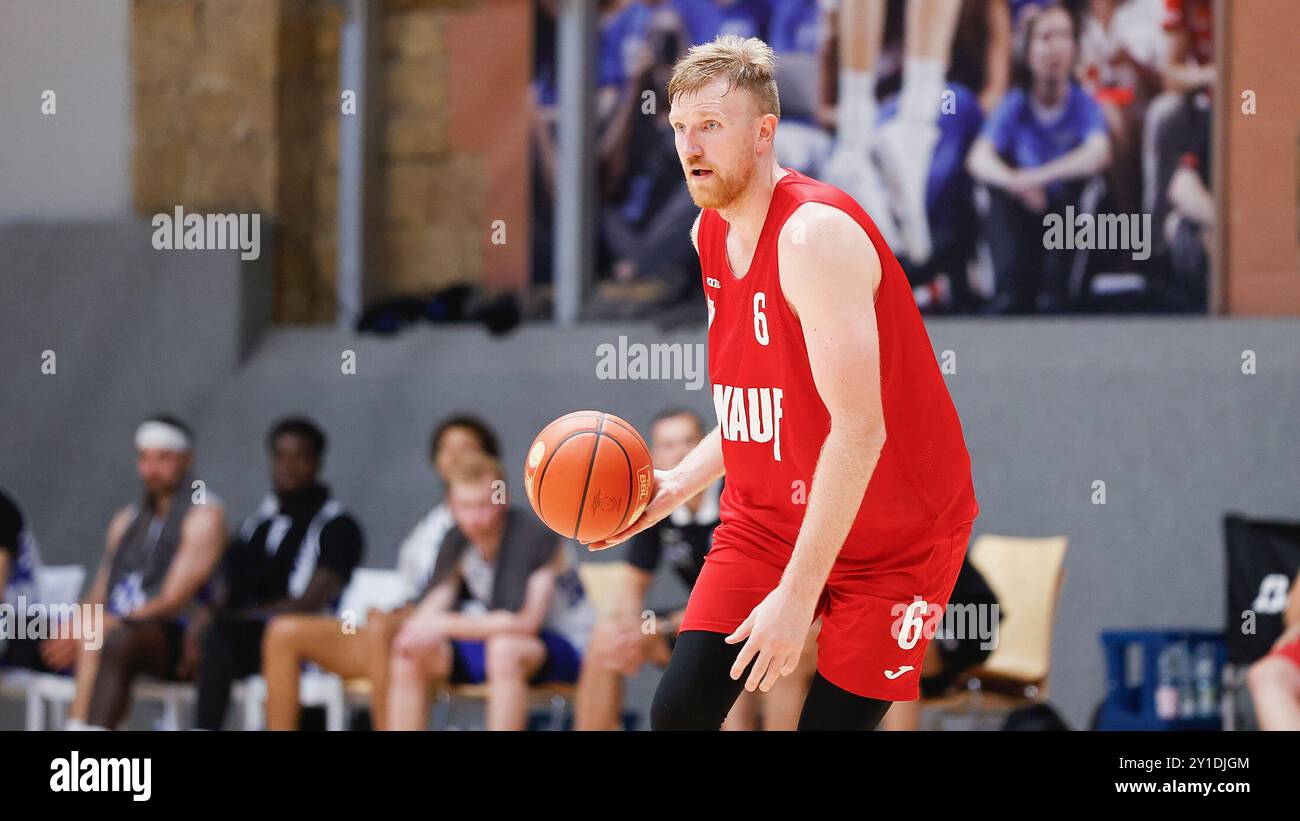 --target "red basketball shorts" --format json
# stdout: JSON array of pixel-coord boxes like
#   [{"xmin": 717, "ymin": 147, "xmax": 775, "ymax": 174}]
[{"xmin": 679, "ymin": 520, "xmax": 974, "ymax": 701}]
